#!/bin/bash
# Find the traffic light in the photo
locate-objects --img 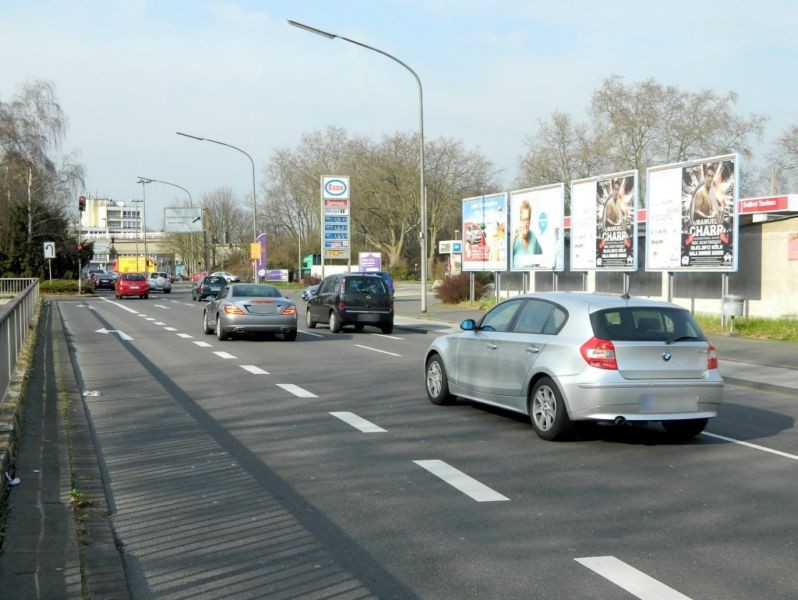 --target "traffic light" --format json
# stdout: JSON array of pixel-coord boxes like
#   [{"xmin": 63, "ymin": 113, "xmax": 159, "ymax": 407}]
[
  {"xmin": 77, "ymin": 244, "xmax": 83, "ymax": 258},
  {"xmin": 78, "ymin": 195, "xmax": 86, "ymax": 211}
]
